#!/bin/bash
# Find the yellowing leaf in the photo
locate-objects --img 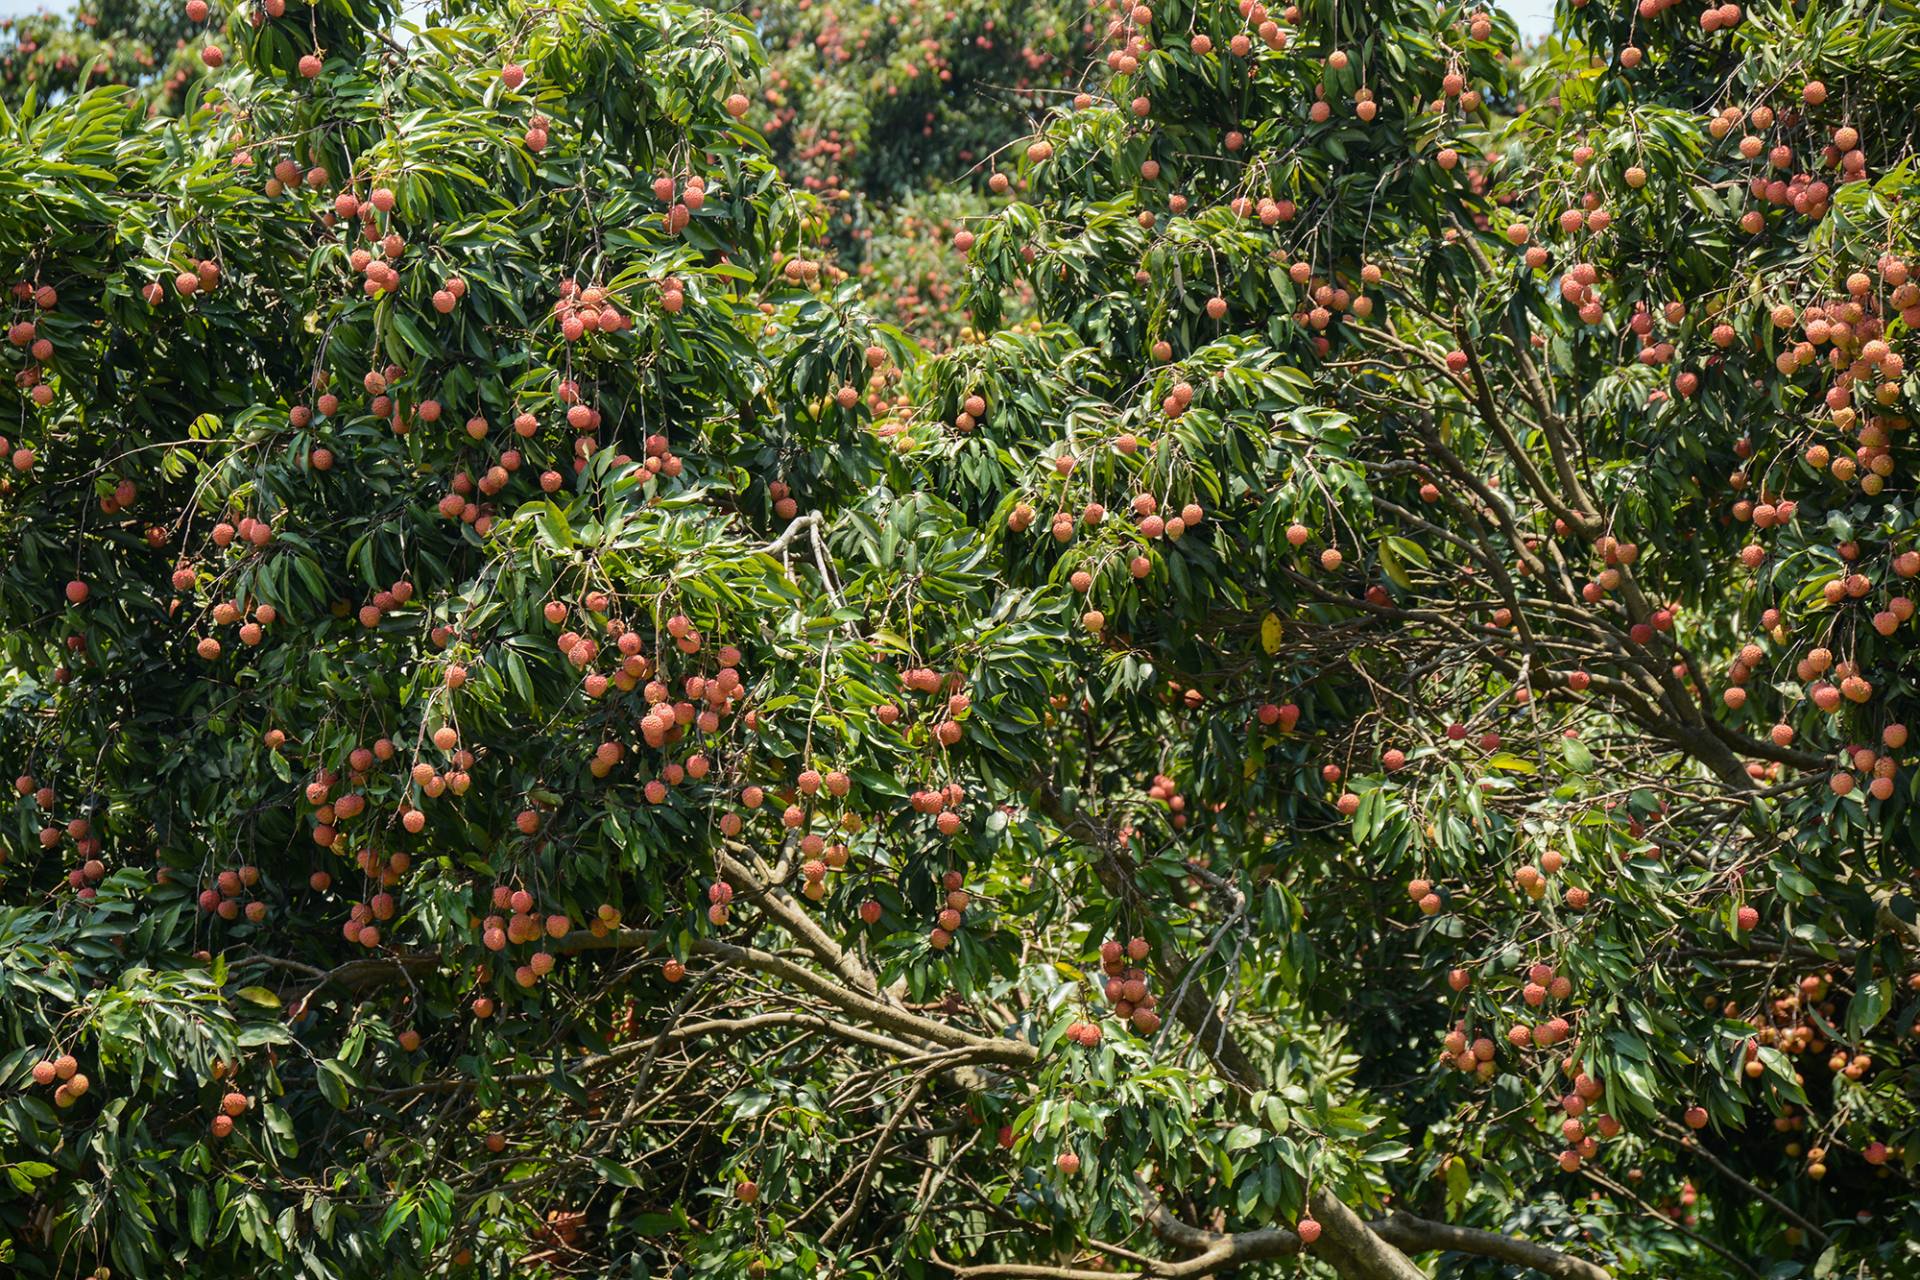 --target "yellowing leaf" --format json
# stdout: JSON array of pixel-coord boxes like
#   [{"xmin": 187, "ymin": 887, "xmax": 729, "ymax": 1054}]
[
  {"xmin": 236, "ymin": 986, "xmax": 282, "ymax": 1008},
  {"xmin": 1260, "ymin": 612, "xmax": 1285, "ymax": 655},
  {"xmin": 1377, "ymin": 539, "xmax": 1413, "ymax": 590}
]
